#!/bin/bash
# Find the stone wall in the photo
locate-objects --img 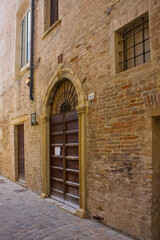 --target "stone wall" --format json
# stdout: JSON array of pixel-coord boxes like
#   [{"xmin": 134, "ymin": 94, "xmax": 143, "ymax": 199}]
[{"xmin": 0, "ymin": 0, "xmax": 160, "ymax": 239}]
